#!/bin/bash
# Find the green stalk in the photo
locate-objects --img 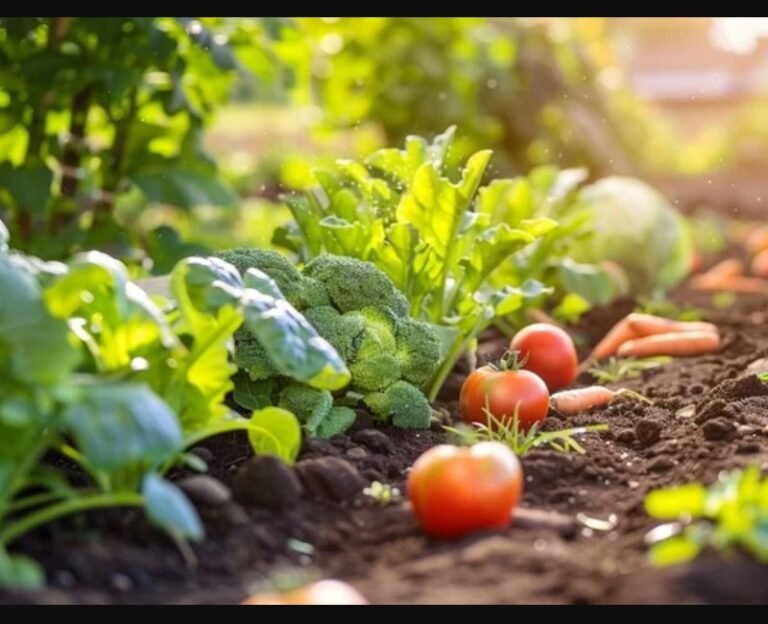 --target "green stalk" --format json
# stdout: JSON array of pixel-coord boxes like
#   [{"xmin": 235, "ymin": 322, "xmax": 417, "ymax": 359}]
[
  {"xmin": 427, "ymin": 331, "xmax": 473, "ymax": 403},
  {"xmin": 6, "ymin": 491, "xmax": 72, "ymax": 514},
  {"xmin": 0, "ymin": 493, "xmax": 143, "ymax": 546}
]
